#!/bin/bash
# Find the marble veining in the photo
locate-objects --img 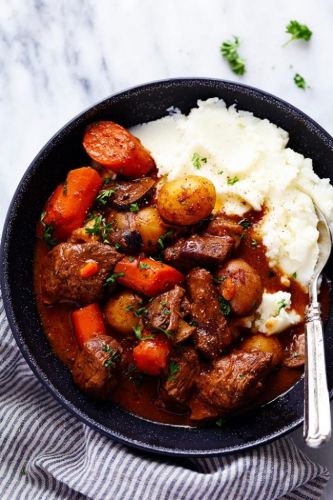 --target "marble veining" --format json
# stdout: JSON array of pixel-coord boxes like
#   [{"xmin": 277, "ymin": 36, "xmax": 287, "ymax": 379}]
[{"xmin": 1, "ymin": 0, "xmax": 333, "ymax": 496}]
